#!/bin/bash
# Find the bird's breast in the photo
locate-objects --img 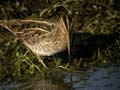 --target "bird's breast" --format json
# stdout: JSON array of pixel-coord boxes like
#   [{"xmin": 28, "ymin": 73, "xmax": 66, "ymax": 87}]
[{"xmin": 23, "ymin": 33, "xmax": 67, "ymax": 56}]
